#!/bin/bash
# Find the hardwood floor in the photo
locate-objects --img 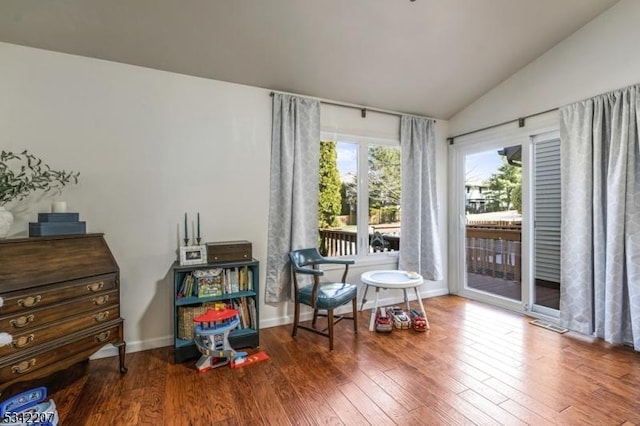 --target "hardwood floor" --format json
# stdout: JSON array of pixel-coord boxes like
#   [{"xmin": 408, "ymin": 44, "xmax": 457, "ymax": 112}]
[{"xmin": 4, "ymin": 295, "xmax": 639, "ymax": 425}]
